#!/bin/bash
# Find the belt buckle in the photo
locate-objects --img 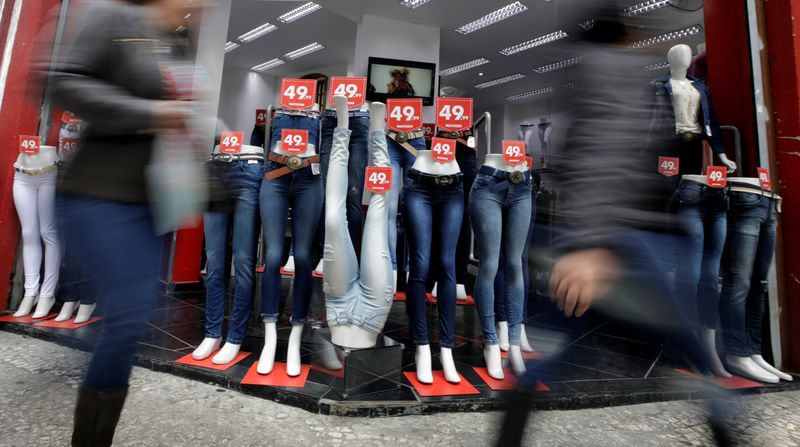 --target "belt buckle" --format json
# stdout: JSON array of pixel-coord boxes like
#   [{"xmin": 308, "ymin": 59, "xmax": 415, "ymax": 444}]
[
  {"xmin": 680, "ymin": 132, "xmax": 698, "ymax": 142},
  {"xmin": 286, "ymin": 156, "xmax": 303, "ymax": 170},
  {"xmin": 448, "ymin": 131, "xmax": 460, "ymax": 139},
  {"xmin": 395, "ymin": 132, "xmax": 409, "ymax": 144},
  {"xmin": 435, "ymin": 175, "xmax": 453, "ymax": 187},
  {"xmin": 509, "ymin": 171, "xmax": 525, "ymax": 185}
]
